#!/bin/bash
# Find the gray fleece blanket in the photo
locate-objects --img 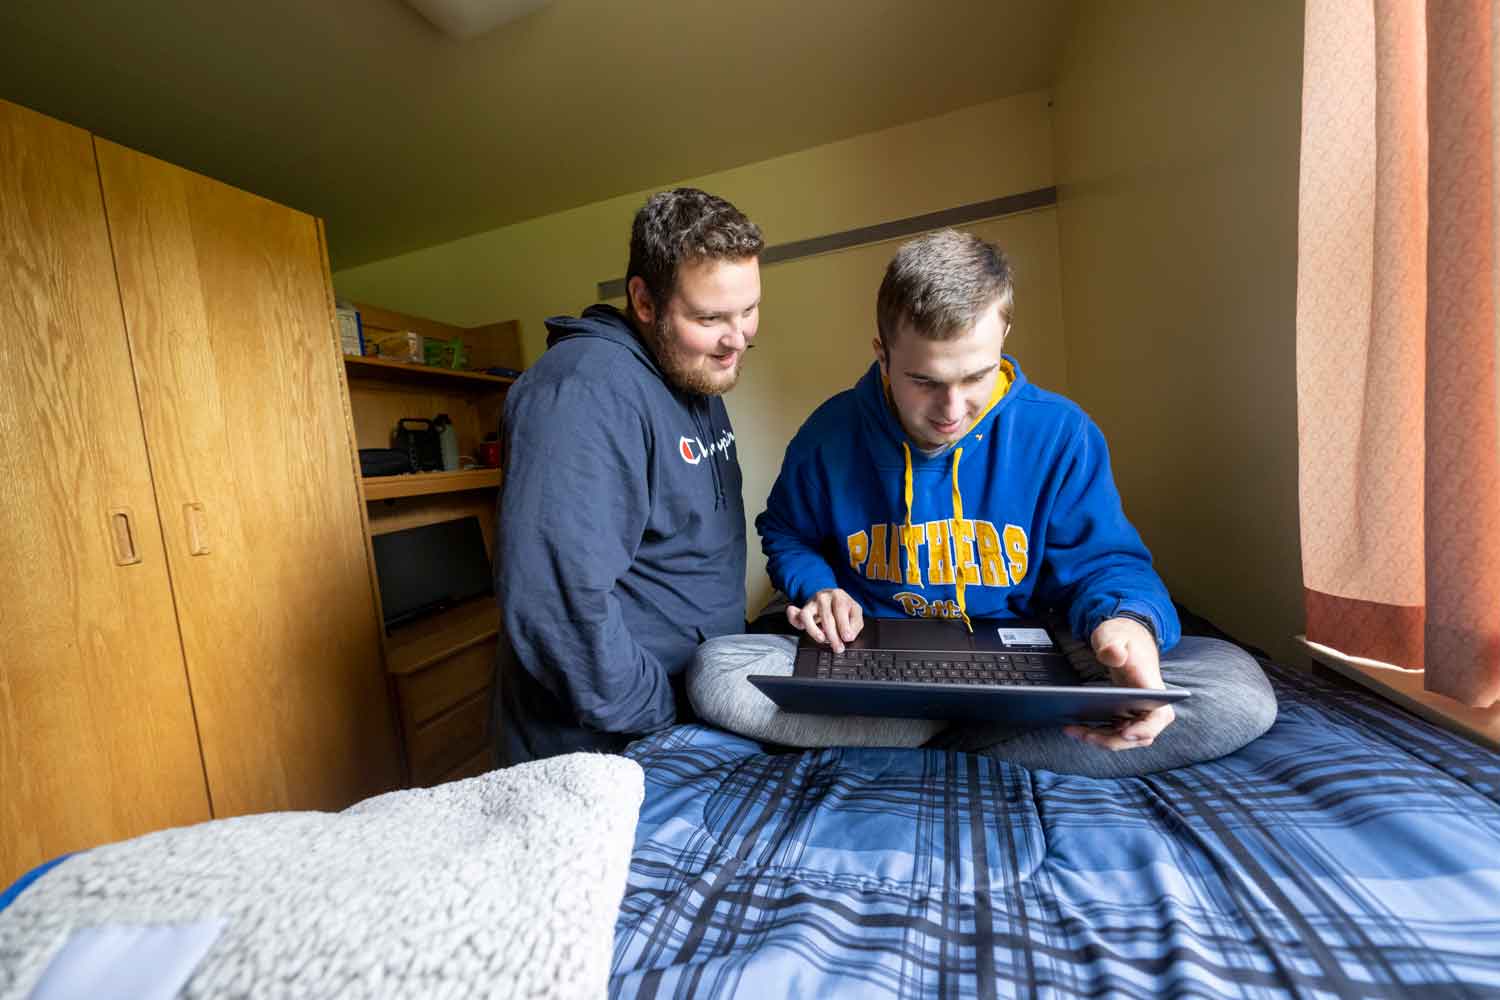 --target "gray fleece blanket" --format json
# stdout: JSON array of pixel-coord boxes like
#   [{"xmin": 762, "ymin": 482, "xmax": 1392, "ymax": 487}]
[{"xmin": 0, "ymin": 753, "xmax": 643, "ymax": 999}]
